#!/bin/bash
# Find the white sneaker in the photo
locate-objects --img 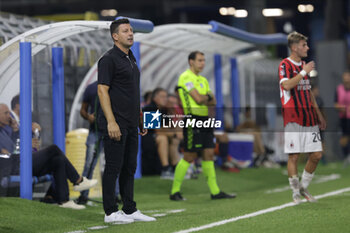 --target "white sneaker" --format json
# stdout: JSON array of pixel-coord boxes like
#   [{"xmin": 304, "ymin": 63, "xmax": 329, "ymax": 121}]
[
  {"xmin": 300, "ymin": 187, "xmax": 317, "ymax": 203},
  {"xmin": 73, "ymin": 177, "xmax": 98, "ymax": 192},
  {"xmin": 125, "ymin": 210, "xmax": 156, "ymax": 222},
  {"xmin": 59, "ymin": 200, "xmax": 85, "ymax": 210},
  {"xmin": 293, "ymin": 193, "xmax": 302, "ymax": 205},
  {"xmin": 104, "ymin": 211, "xmax": 134, "ymax": 224}
]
